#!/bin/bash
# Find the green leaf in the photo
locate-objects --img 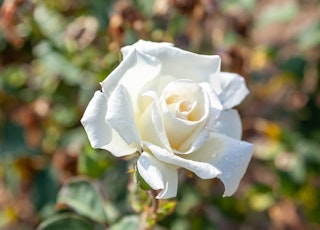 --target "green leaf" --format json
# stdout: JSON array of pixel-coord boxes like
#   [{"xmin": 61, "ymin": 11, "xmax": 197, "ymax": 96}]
[
  {"xmin": 0, "ymin": 122, "xmax": 37, "ymax": 157},
  {"xmin": 33, "ymin": 166, "xmax": 59, "ymax": 212},
  {"xmin": 37, "ymin": 213, "xmax": 104, "ymax": 230},
  {"xmin": 78, "ymin": 144, "xmax": 110, "ymax": 178},
  {"xmin": 110, "ymin": 215, "xmax": 139, "ymax": 230},
  {"xmin": 56, "ymin": 178, "xmax": 108, "ymax": 224}
]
